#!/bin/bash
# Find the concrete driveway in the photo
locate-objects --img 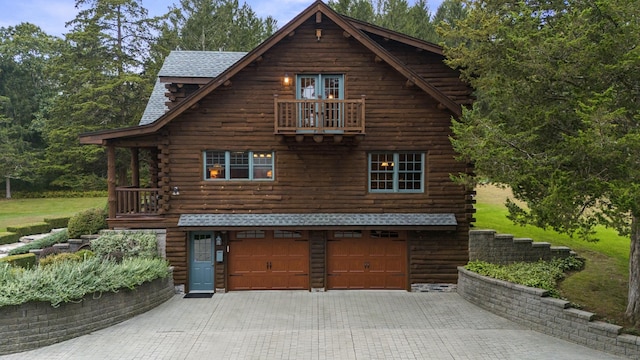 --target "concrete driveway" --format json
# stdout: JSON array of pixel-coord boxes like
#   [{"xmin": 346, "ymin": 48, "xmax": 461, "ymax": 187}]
[{"xmin": 1, "ymin": 291, "xmax": 625, "ymax": 359}]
